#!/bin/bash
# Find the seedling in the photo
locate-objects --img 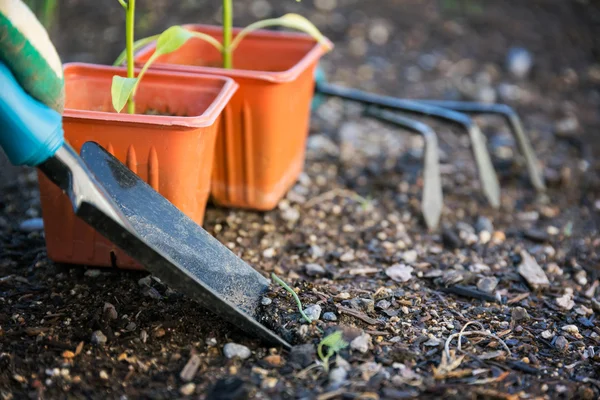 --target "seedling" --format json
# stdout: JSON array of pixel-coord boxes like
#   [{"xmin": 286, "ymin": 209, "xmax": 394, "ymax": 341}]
[
  {"xmin": 112, "ymin": 0, "xmax": 332, "ymax": 95},
  {"xmin": 271, "ymin": 273, "xmax": 313, "ymax": 325},
  {"xmin": 317, "ymin": 330, "xmax": 349, "ymax": 372},
  {"xmin": 111, "ymin": 1, "xmax": 221, "ymax": 114}
]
